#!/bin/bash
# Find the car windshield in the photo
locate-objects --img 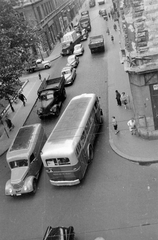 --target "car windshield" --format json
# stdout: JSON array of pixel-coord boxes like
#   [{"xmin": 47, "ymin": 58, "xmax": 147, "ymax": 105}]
[
  {"xmin": 68, "ymin": 56, "xmax": 75, "ymax": 63},
  {"xmin": 40, "ymin": 90, "xmax": 54, "ymax": 100},
  {"xmin": 10, "ymin": 159, "xmax": 28, "ymax": 169}
]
